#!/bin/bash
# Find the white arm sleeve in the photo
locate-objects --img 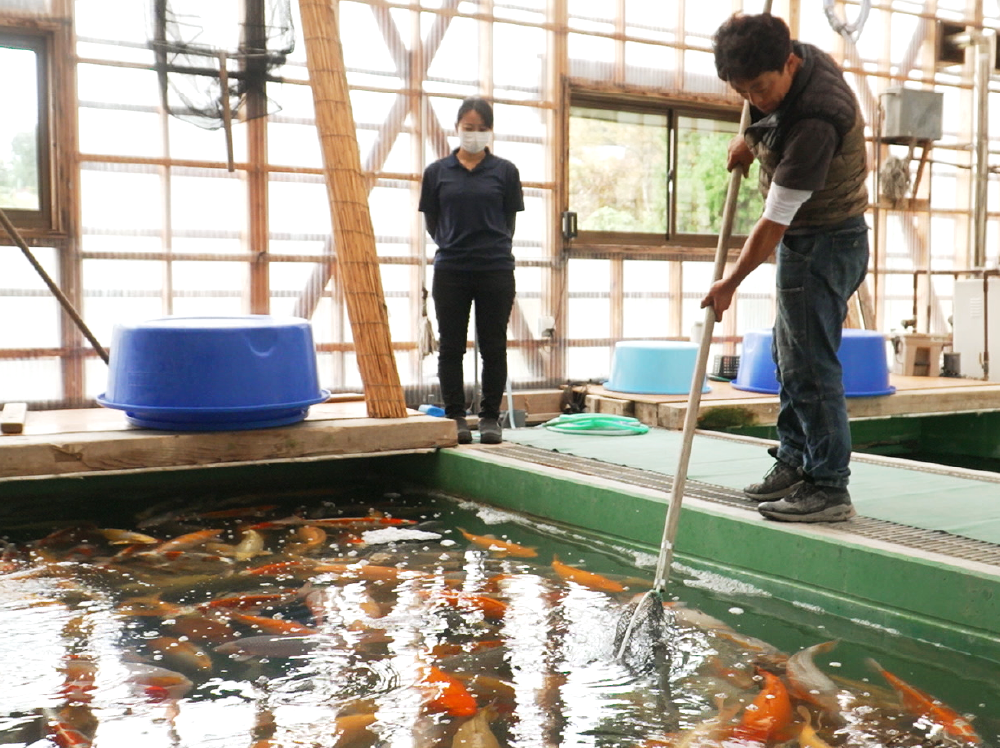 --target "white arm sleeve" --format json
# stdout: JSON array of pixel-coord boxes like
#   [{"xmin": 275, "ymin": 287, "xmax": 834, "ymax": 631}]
[{"xmin": 762, "ymin": 183, "xmax": 813, "ymax": 226}]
